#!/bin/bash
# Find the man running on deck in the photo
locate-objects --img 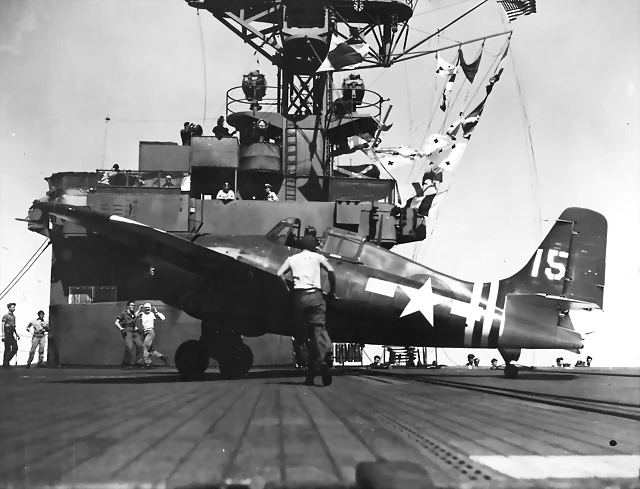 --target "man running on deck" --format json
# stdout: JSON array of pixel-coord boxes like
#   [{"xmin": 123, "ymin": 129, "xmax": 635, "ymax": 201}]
[
  {"xmin": 115, "ymin": 301, "xmax": 144, "ymax": 368},
  {"xmin": 139, "ymin": 303, "xmax": 168, "ymax": 367},
  {"xmin": 277, "ymin": 235, "xmax": 336, "ymax": 386}
]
